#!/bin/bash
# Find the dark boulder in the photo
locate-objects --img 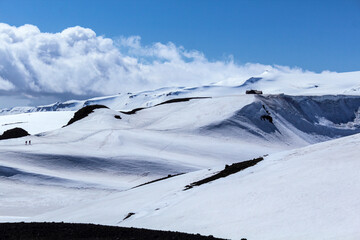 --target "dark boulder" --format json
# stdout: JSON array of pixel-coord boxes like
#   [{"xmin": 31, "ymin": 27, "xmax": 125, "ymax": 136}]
[
  {"xmin": 0, "ymin": 128, "xmax": 30, "ymax": 140},
  {"xmin": 246, "ymin": 90, "xmax": 263, "ymax": 94},
  {"xmin": 260, "ymin": 114, "xmax": 273, "ymax": 123}
]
